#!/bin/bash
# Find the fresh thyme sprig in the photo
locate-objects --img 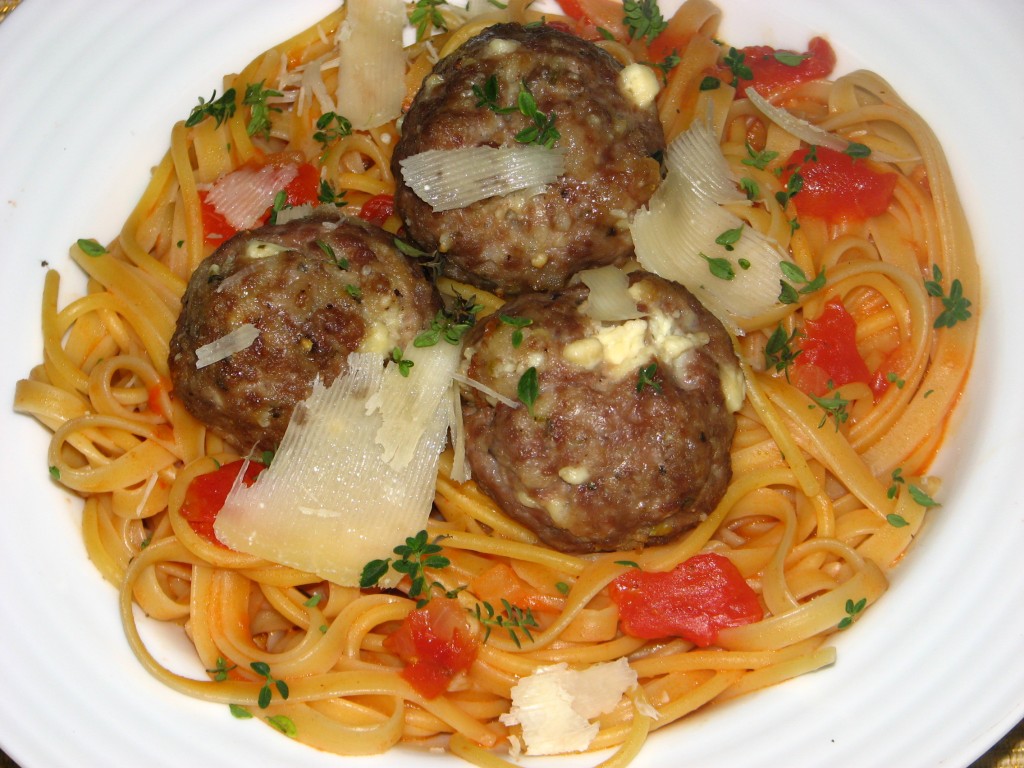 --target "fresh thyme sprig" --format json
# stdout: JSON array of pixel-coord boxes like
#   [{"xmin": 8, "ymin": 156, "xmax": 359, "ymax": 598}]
[
  {"xmin": 359, "ymin": 530, "xmax": 452, "ymax": 603},
  {"xmin": 473, "ymin": 599, "xmax": 539, "ymax": 648},
  {"xmin": 250, "ymin": 661, "xmax": 289, "ymax": 709},
  {"xmin": 185, "ymin": 88, "xmax": 237, "ymax": 128}
]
